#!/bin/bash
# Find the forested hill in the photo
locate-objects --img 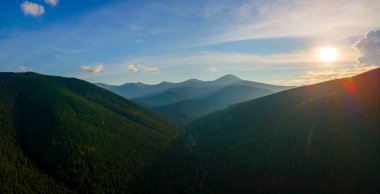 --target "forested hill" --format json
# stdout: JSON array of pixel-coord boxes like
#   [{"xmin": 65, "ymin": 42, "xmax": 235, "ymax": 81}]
[
  {"xmin": 140, "ymin": 68, "xmax": 380, "ymax": 194},
  {"xmin": 0, "ymin": 72, "xmax": 177, "ymax": 193},
  {"xmin": 185, "ymin": 68, "xmax": 380, "ymax": 193}
]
